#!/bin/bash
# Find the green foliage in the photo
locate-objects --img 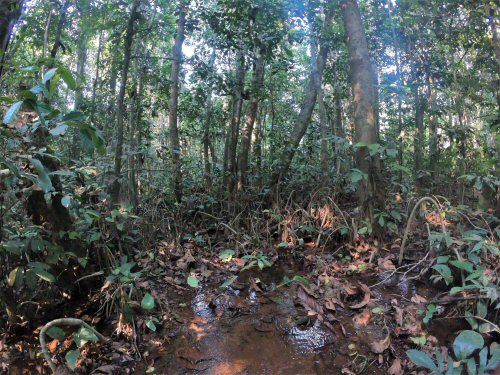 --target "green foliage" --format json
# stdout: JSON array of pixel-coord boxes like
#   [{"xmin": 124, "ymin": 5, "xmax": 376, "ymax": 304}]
[
  {"xmin": 407, "ymin": 332, "xmax": 500, "ymax": 375},
  {"xmin": 187, "ymin": 275, "xmax": 199, "ymax": 288},
  {"xmin": 241, "ymin": 253, "xmax": 272, "ymax": 271}
]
